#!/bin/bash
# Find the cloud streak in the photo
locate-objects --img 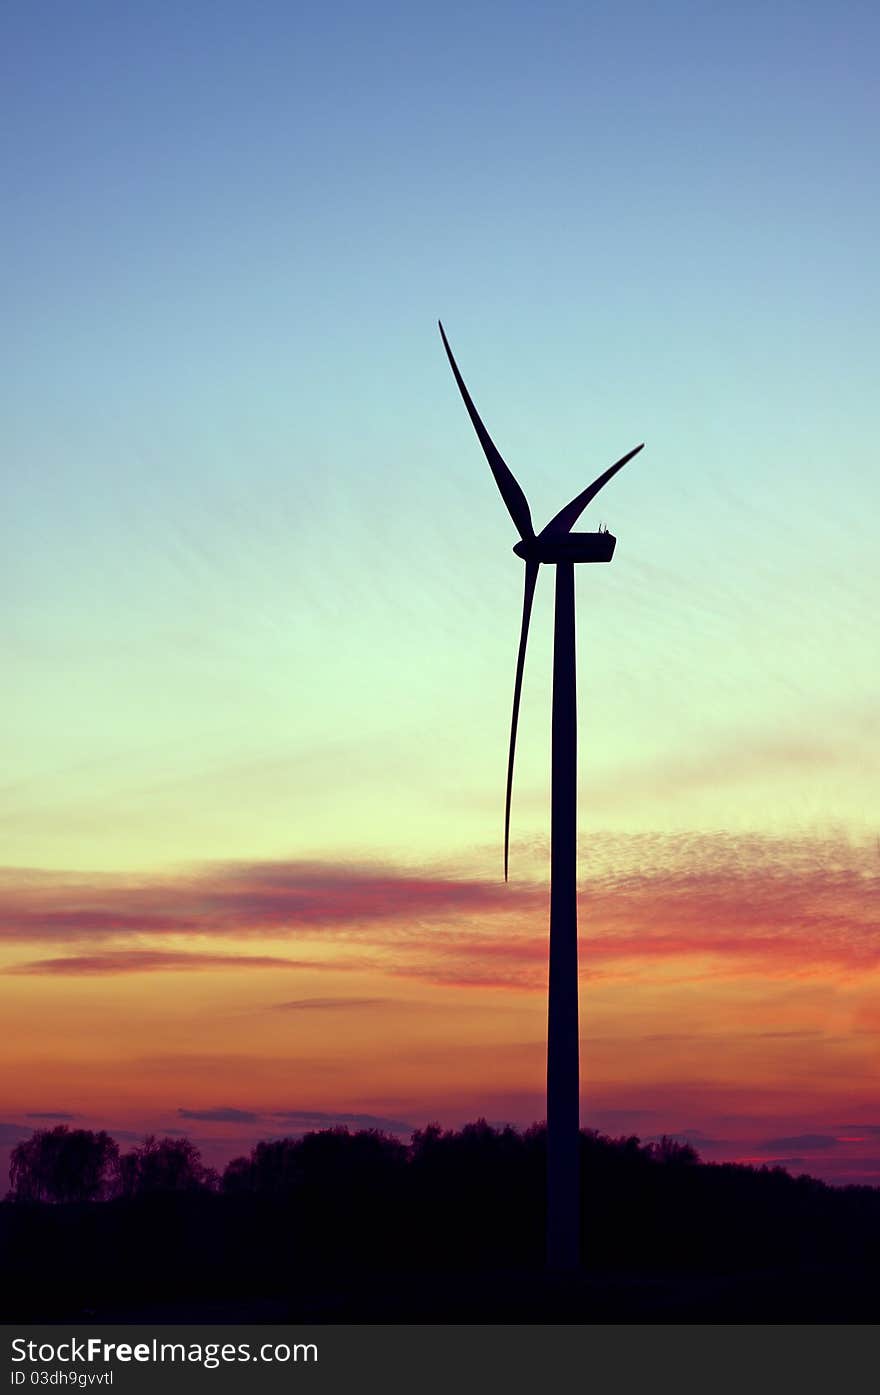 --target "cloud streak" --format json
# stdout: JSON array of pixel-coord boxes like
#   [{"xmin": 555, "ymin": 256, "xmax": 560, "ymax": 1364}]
[
  {"xmin": 0, "ymin": 1122, "xmax": 32, "ymax": 1145},
  {"xmin": 756, "ymin": 1133, "xmax": 842, "ymax": 1152},
  {"xmin": 585, "ymin": 721, "xmax": 879, "ymax": 811},
  {"xmin": 176, "ymin": 1106, "xmax": 413, "ymax": 1135},
  {"xmin": 269, "ymin": 1109, "xmax": 413, "ymax": 1135},
  {"xmin": 273, "ymin": 997, "xmax": 391, "ymax": 1011},
  {"xmin": 179, "ymin": 1107, "xmax": 262, "ymax": 1124},
  {"xmin": 0, "ymin": 861, "xmax": 538, "ymax": 943},
  {"xmin": 0, "ymin": 834, "xmax": 876, "ymax": 989},
  {"xmin": 4, "ymin": 951, "xmax": 355, "ymax": 976}
]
